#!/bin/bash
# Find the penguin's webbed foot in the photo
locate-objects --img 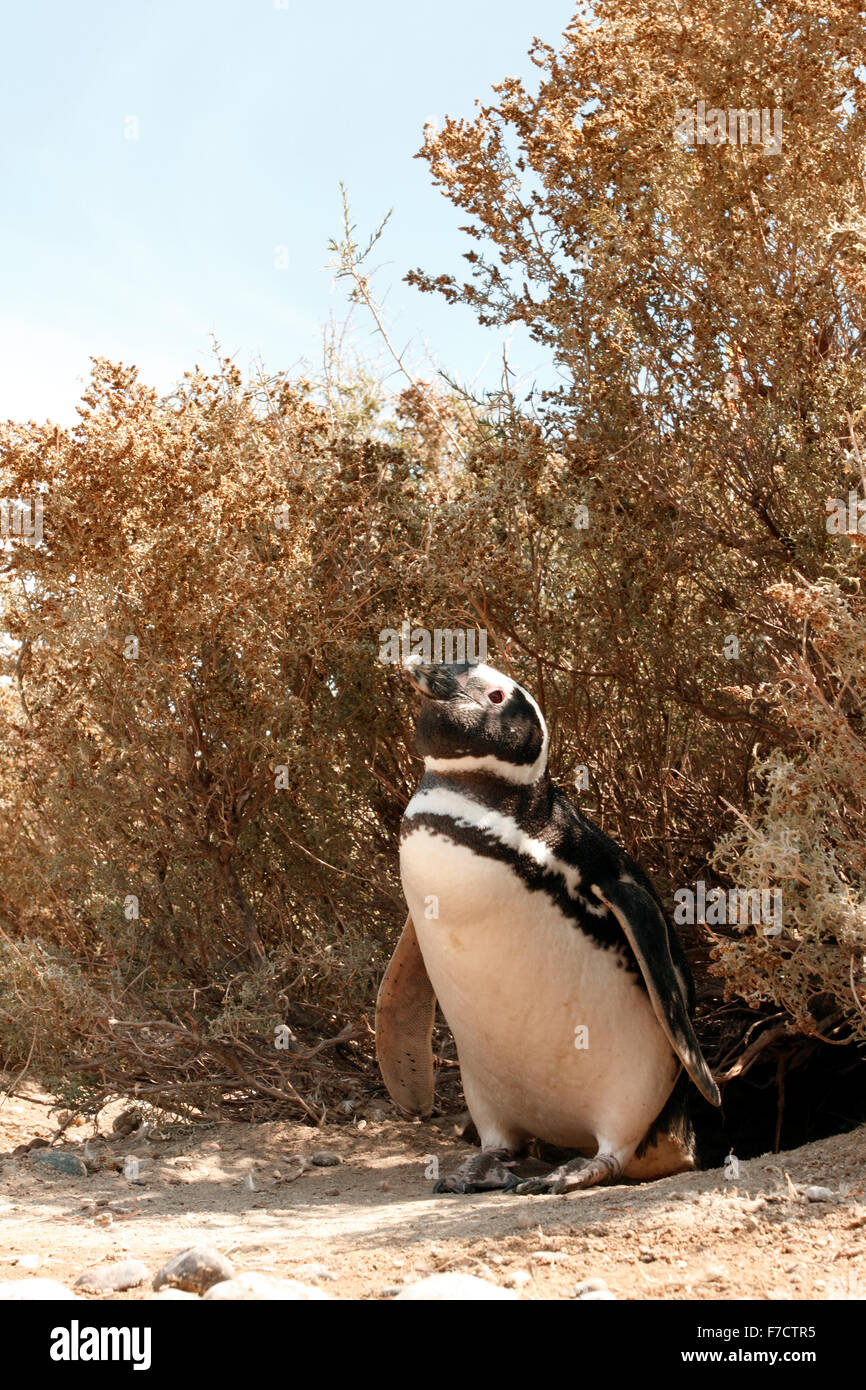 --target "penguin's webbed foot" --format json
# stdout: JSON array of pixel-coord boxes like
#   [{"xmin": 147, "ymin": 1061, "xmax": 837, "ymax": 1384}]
[
  {"xmin": 513, "ymin": 1152, "xmax": 622, "ymax": 1195},
  {"xmin": 433, "ymin": 1148, "xmax": 519, "ymax": 1195}
]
